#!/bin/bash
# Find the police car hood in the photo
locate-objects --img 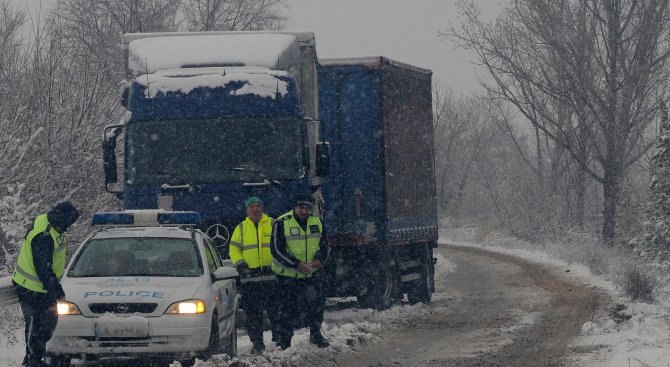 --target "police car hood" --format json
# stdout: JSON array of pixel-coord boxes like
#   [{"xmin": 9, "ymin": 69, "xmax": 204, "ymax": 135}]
[{"xmin": 63, "ymin": 277, "xmax": 204, "ymax": 317}]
